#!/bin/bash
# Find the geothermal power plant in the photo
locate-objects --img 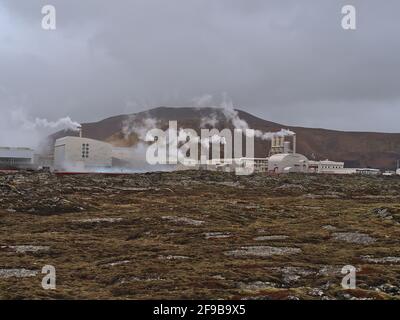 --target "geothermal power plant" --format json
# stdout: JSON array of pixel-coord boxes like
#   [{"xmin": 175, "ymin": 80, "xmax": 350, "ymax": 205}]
[{"xmin": 1, "ymin": 124, "xmax": 398, "ymax": 176}]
